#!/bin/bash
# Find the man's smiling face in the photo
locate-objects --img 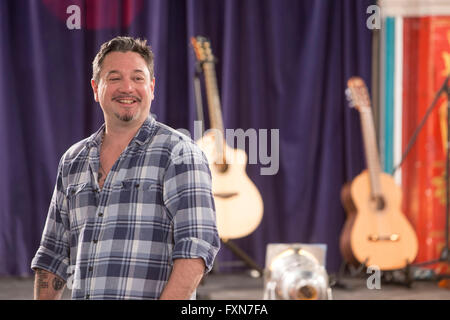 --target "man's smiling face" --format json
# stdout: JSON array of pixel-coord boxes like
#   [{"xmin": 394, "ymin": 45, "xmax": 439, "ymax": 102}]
[{"xmin": 91, "ymin": 51, "xmax": 155, "ymax": 126}]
